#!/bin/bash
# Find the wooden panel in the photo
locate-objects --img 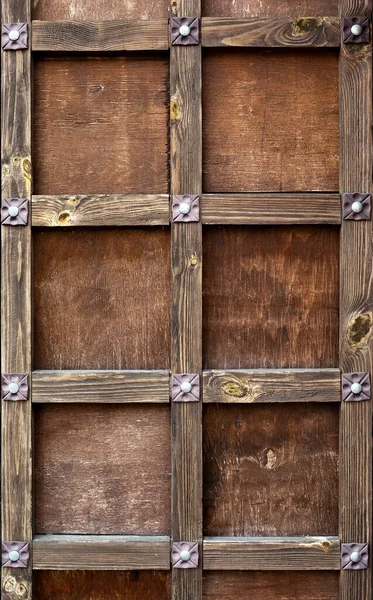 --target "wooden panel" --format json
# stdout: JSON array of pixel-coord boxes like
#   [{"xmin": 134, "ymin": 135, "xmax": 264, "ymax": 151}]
[
  {"xmin": 202, "ymin": 572, "xmax": 339, "ymax": 600},
  {"xmin": 33, "ymin": 535, "xmax": 171, "ymax": 570},
  {"xmin": 203, "ymin": 369, "xmax": 341, "ymax": 403},
  {"xmin": 33, "ymin": 55, "xmax": 168, "ymax": 195},
  {"xmin": 203, "ymin": 50, "xmax": 339, "ymax": 192},
  {"xmin": 203, "ymin": 226, "xmax": 339, "ymax": 369},
  {"xmin": 34, "ymin": 571, "xmax": 170, "ymax": 600},
  {"xmin": 202, "ymin": 0, "xmax": 339, "ymax": 17},
  {"xmin": 32, "ymin": 195, "xmax": 170, "ymax": 227},
  {"xmin": 32, "ymin": 370, "xmax": 170, "ymax": 403},
  {"xmin": 33, "ymin": 228, "xmax": 170, "ymax": 370},
  {"xmin": 203, "ymin": 403, "xmax": 339, "ymax": 536},
  {"xmin": 32, "ymin": 0, "xmax": 169, "ymax": 20},
  {"xmin": 203, "ymin": 536, "xmax": 340, "ymax": 570},
  {"xmin": 34, "ymin": 404, "xmax": 171, "ymax": 534},
  {"xmin": 201, "ymin": 193, "xmax": 341, "ymax": 225}
]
